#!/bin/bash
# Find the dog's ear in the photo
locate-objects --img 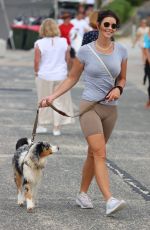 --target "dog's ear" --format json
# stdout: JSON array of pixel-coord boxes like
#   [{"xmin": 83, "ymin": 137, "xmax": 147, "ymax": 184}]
[
  {"xmin": 36, "ymin": 142, "xmax": 45, "ymax": 156},
  {"xmin": 31, "ymin": 142, "xmax": 45, "ymax": 162}
]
